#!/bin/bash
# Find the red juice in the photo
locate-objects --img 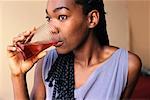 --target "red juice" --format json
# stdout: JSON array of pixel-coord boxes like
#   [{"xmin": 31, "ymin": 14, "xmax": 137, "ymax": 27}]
[{"xmin": 17, "ymin": 41, "xmax": 58, "ymax": 60}]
